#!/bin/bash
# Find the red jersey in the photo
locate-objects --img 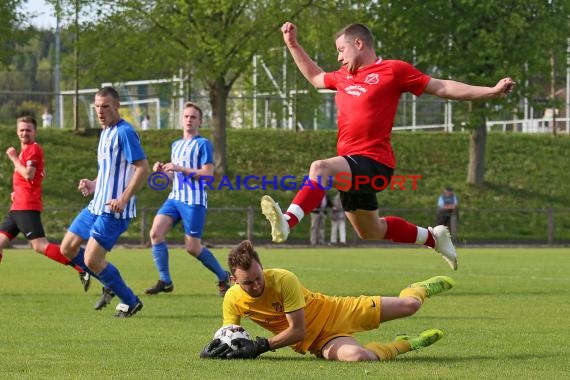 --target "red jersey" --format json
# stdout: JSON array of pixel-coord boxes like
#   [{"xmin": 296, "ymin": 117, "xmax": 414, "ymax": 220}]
[
  {"xmin": 11, "ymin": 142, "xmax": 44, "ymax": 211},
  {"xmin": 323, "ymin": 59, "xmax": 431, "ymax": 168}
]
